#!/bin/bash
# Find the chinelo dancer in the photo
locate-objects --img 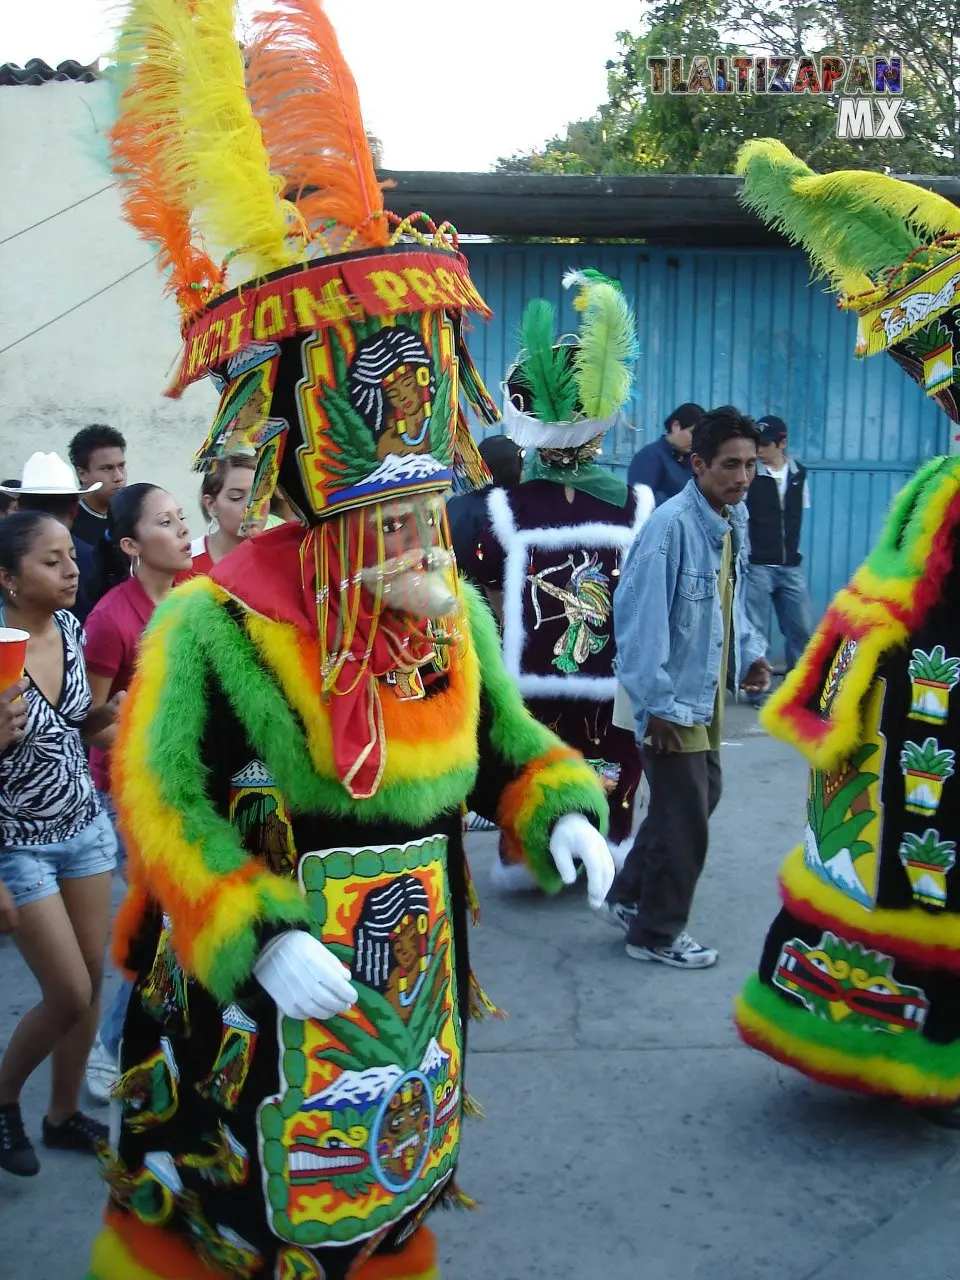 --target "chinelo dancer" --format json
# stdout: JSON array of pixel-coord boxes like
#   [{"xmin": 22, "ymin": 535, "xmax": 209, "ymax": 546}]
[
  {"xmin": 732, "ymin": 140, "xmax": 960, "ymax": 1125},
  {"xmin": 85, "ymin": 3, "xmax": 614, "ymax": 1278},
  {"xmin": 468, "ymin": 272, "xmax": 652, "ymax": 888}
]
